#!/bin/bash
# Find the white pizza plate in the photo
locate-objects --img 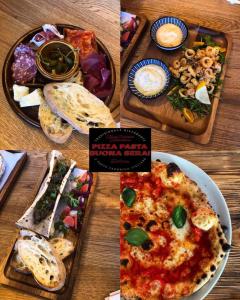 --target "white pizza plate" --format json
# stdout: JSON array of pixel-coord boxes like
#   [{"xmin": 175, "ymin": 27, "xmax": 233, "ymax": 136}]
[{"xmin": 151, "ymin": 152, "xmax": 232, "ymax": 300}]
